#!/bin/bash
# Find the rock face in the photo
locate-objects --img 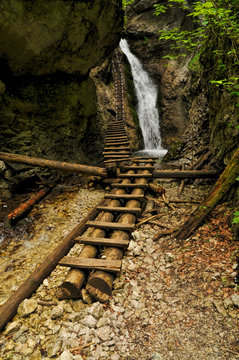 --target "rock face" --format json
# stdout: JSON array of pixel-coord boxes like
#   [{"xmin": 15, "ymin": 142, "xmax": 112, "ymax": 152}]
[
  {"xmin": 0, "ymin": 0, "xmax": 123, "ymax": 198},
  {"xmin": 124, "ymin": 0, "xmax": 238, "ymax": 163},
  {"xmin": 0, "ymin": 0, "xmax": 122, "ymax": 76}
]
